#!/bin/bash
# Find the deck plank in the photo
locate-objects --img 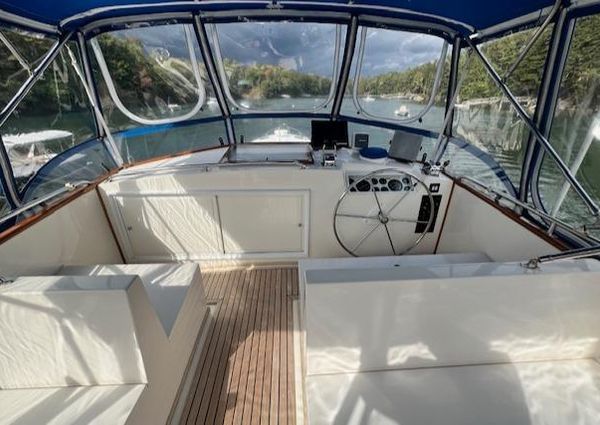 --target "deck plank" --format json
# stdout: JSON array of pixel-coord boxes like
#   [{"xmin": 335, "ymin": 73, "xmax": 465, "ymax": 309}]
[{"xmin": 182, "ymin": 266, "xmax": 298, "ymax": 425}]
